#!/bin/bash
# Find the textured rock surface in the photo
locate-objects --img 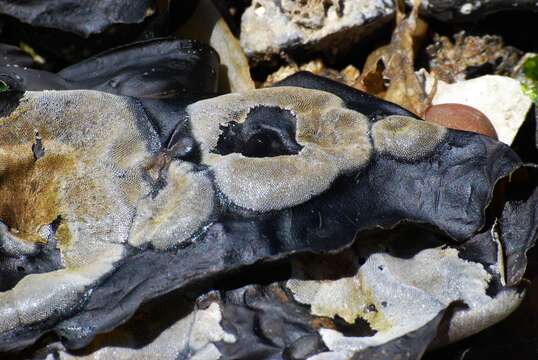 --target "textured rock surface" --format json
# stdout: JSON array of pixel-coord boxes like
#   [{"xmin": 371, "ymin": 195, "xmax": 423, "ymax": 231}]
[{"xmin": 240, "ymin": 0, "xmax": 394, "ymax": 59}]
